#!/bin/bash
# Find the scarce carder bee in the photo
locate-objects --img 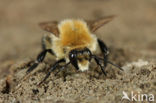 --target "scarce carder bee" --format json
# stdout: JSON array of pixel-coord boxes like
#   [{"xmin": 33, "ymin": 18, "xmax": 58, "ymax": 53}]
[{"xmin": 26, "ymin": 16, "xmax": 123, "ymax": 85}]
